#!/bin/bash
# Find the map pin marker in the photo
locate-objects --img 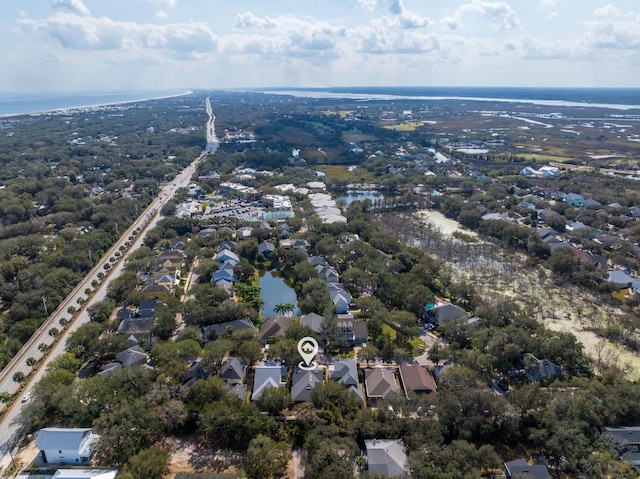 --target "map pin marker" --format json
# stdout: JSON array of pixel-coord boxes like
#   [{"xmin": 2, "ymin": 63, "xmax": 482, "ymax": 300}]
[{"xmin": 297, "ymin": 337, "xmax": 319, "ymax": 368}]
